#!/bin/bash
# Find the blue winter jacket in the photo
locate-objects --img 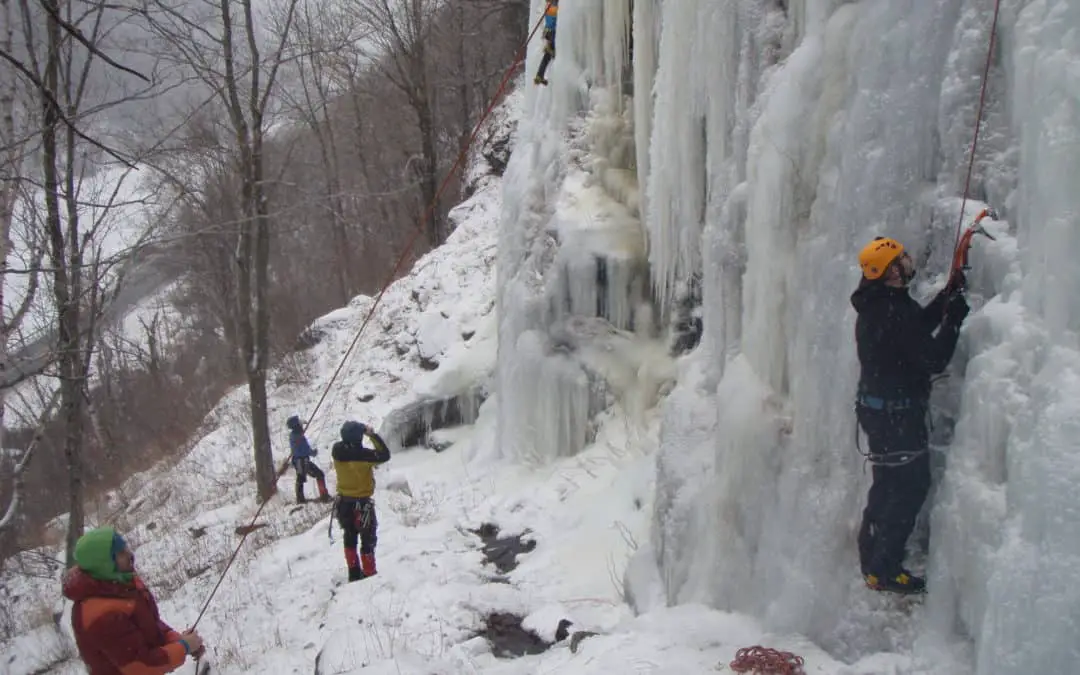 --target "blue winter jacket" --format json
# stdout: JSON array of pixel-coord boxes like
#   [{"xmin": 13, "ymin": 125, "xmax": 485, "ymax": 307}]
[{"xmin": 289, "ymin": 430, "xmax": 316, "ymax": 460}]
